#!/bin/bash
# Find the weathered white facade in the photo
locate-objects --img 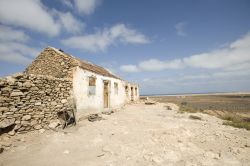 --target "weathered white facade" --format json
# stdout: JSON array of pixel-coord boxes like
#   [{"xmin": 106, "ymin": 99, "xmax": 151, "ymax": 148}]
[
  {"xmin": 25, "ymin": 47, "xmax": 139, "ymax": 119},
  {"xmin": 73, "ymin": 66, "xmax": 139, "ymax": 117}
]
